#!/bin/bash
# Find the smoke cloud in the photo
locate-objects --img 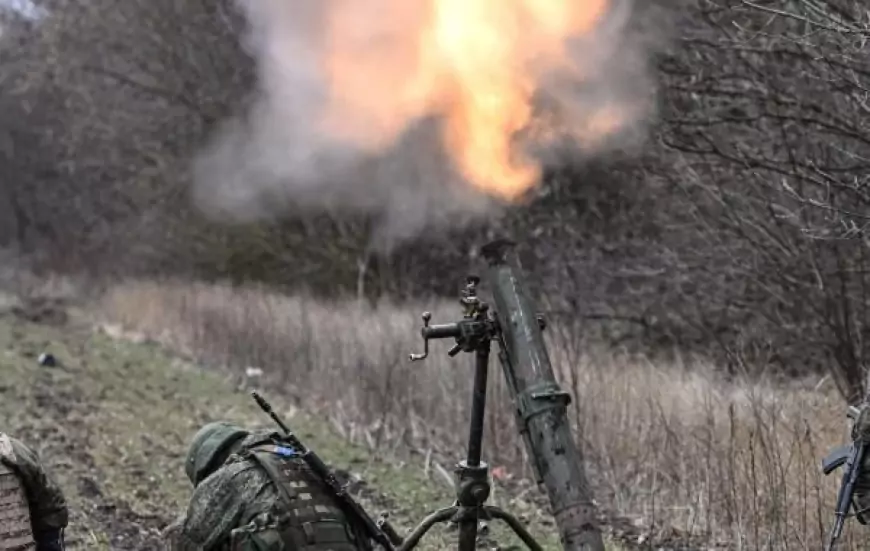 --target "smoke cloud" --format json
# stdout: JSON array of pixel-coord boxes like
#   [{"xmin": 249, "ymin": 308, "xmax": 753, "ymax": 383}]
[{"xmin": 191, "ymin": 0, "xmax": 665, "ymax": 245}]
